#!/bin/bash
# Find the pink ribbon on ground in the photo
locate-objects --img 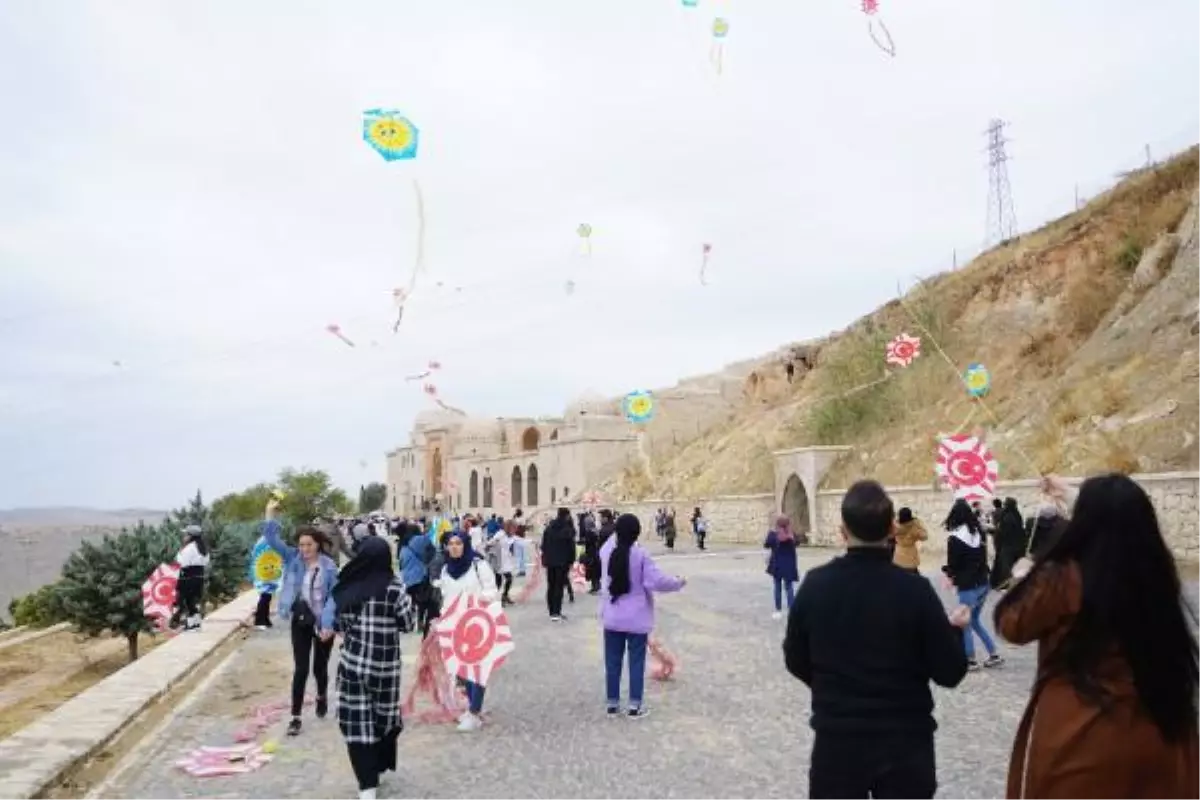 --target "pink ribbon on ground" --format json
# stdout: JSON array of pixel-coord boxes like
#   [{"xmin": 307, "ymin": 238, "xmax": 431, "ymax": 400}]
[{"xmin": 648, "ymin": 635, "xmax": 679, "ymax": 681}]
